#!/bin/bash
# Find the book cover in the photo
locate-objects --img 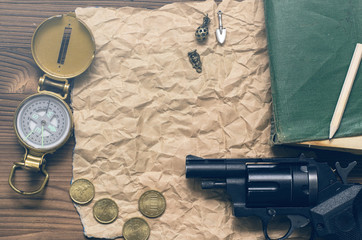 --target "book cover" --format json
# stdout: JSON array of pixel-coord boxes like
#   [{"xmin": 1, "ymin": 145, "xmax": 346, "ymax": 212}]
[{"xmin": 264, "ymin": 0, "xmax": 362, "ymax": 144}]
